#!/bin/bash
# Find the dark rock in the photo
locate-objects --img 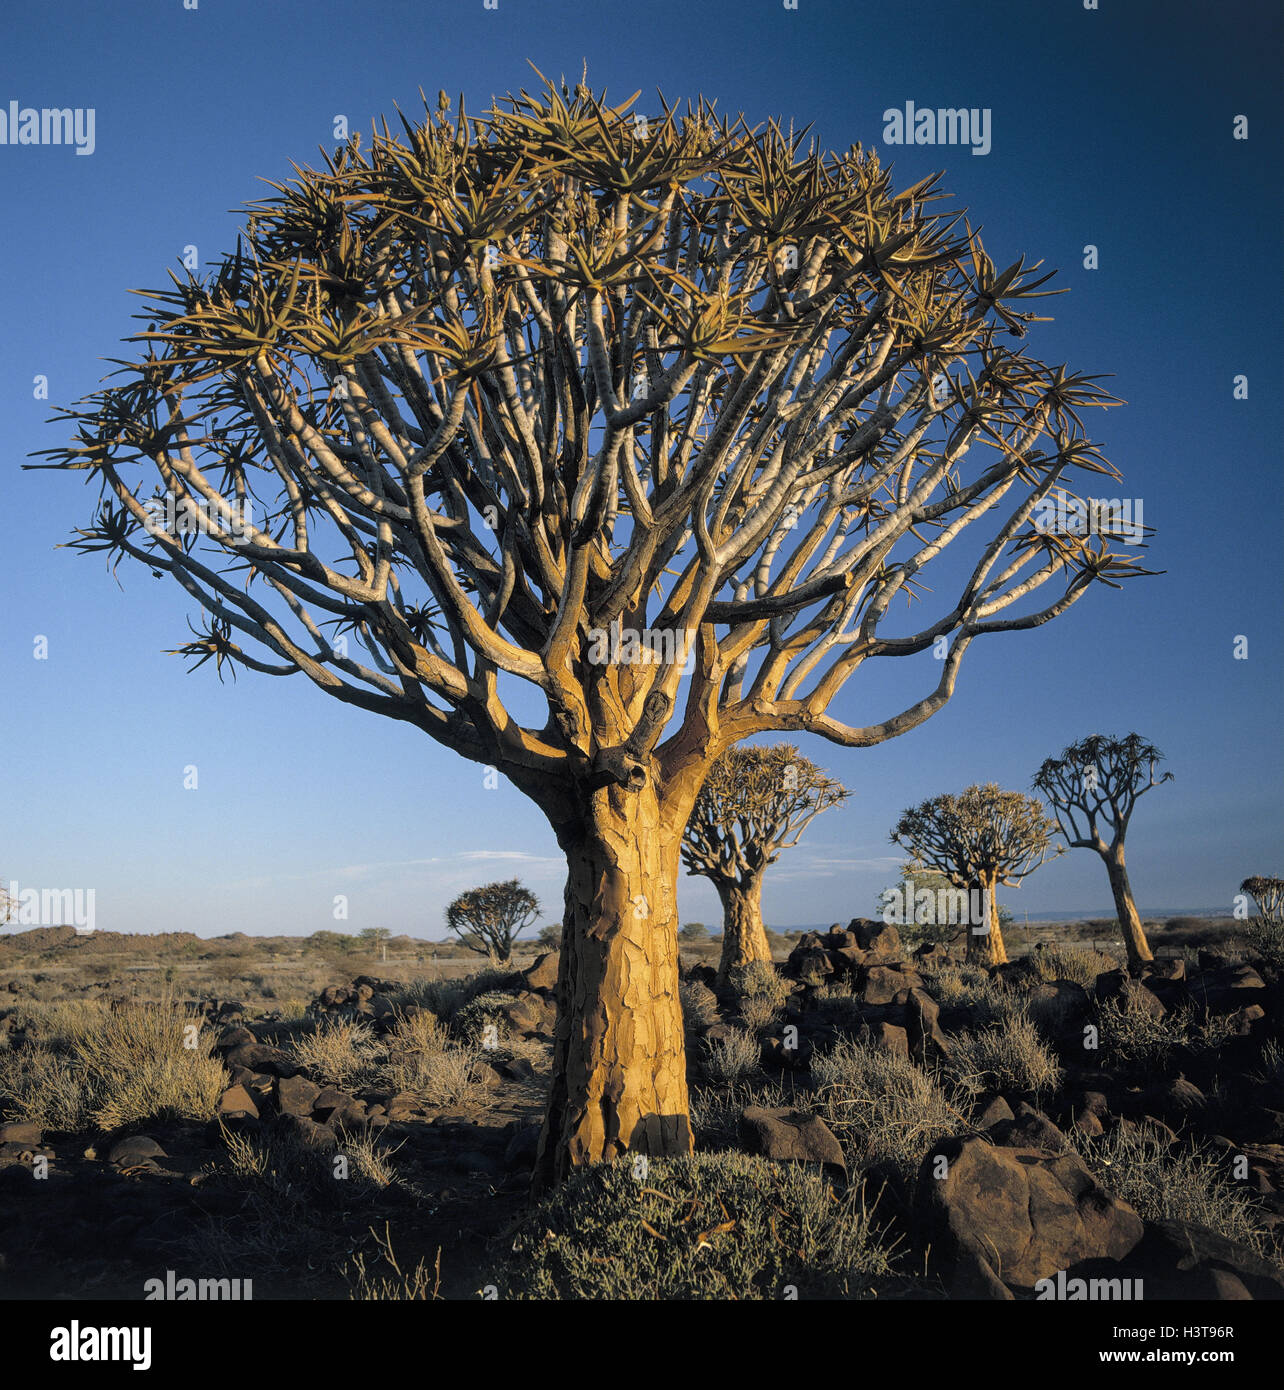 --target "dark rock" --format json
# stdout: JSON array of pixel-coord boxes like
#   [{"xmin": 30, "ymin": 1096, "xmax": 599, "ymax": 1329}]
[
  {"xmin": 500, "ymin": 992, "xmax": 556, "ymax": 1037},
  {"xmin": 279, "ymin": 1113, "xmax": 338, "ymax": 1152},
  {"xmin": 222, "ymin": 1043, "xmax": 299, "ymax": 1078},
  {"xmin": 215, "ymin": 1025, "xmax": 255, "ymax": 1051},
  {"xmin": 523, "ymin": 952, "xmax": 560, "ymax": 994},
  {"xmin": 217, "ymin": 1085, "xmax": 259, "ymax": 1120},
  {"xmin": 975, "ymin": 1094, "xmax": 1015, "ymax": 1130},
  {"xmin": 1190, "ymin": 964, "xmax": 1267, "ymax": 1015},
  {"xmin": 311, "ymin": 1086, "xmax": 354, "ymax": 1119},
  {"xmin": 1126, "ymin": 1218, "xmax": 1284, "ymax": 1300},
  {"xmin": 108, "ymin": 1136, "xmax": 168, "ymax": 1167},
  {"xmin": 989, "ymin": 1103, "xmax": 1069, "ymax": 1153},
  {"xmin": 739, "ymin": 1106, "xmax": 846, "ymax": 1176},
  {"xmin": 918, "ymin": 1136, "xmax": 1143, "ymax": 1292},
  {"xmin": 0, "ymin": 1121, "xmax": 42, "ymax": 1146},
  {"xmin": 275, "ymin": 1074, "xmax": 321, "ymax": 1118},
  {"xmin": 504, "ymin": 1123, "xmax": 542, "ymax": 1171}
]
